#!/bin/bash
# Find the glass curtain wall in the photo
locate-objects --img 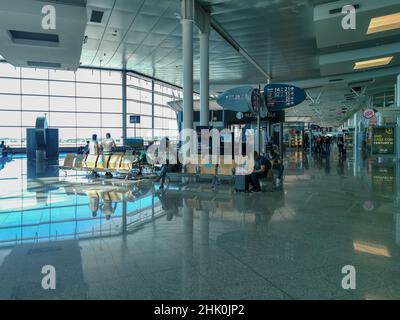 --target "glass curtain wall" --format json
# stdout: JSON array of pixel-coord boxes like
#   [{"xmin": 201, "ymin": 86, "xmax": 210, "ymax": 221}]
[{"xmin": 0, "ymin": 62, "xmax": 181, "ymax": 148}]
